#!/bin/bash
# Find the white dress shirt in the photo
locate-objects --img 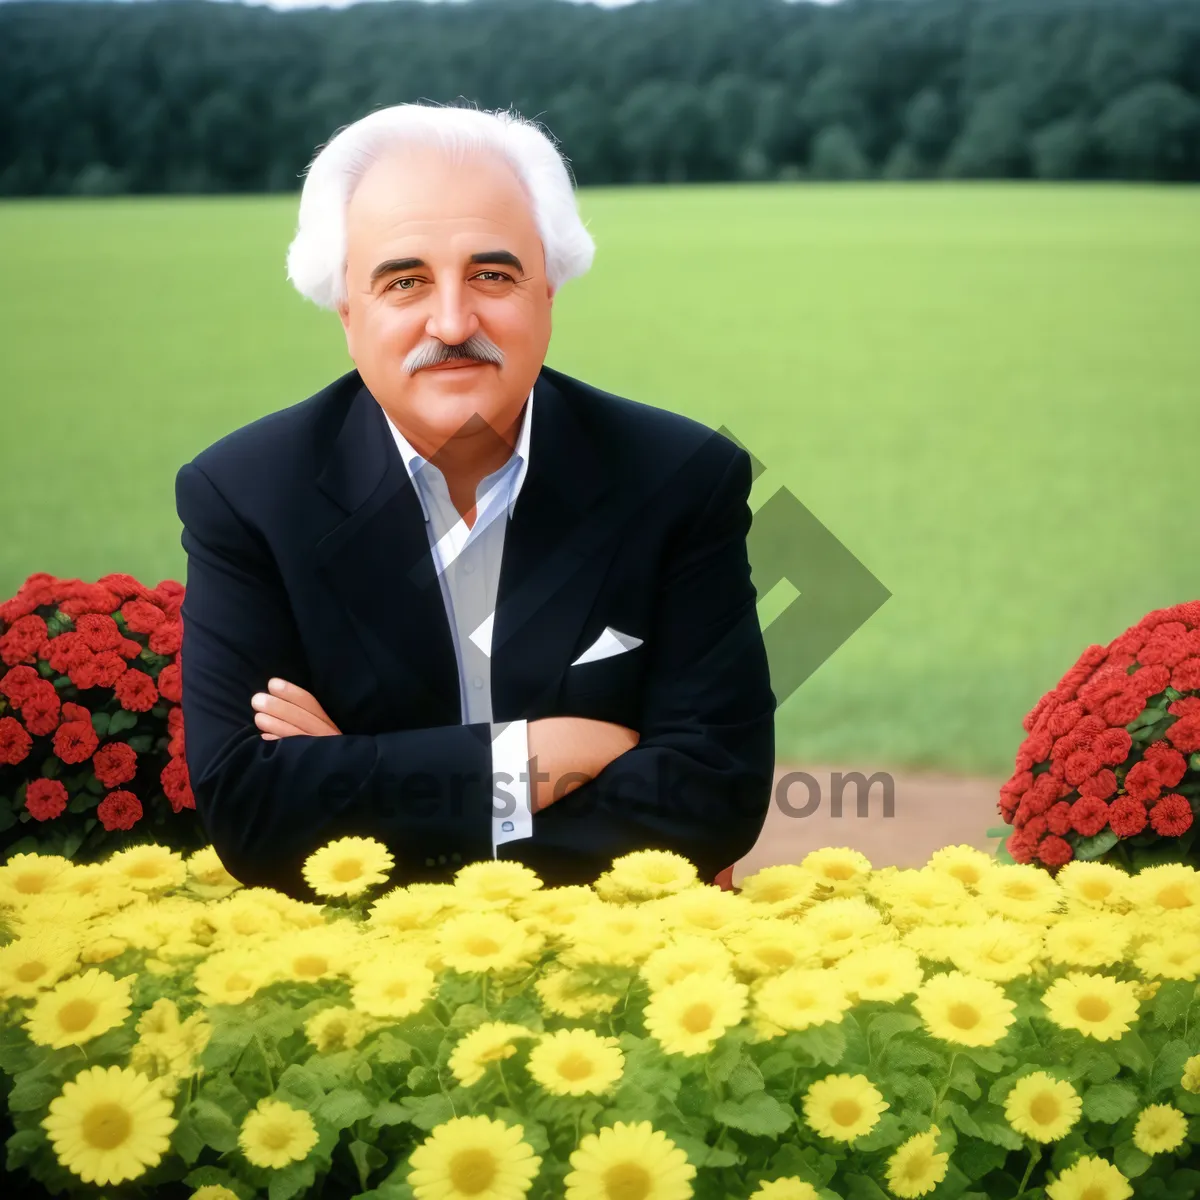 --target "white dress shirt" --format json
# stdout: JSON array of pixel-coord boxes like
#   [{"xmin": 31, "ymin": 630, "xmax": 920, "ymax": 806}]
[{"xmin": 382, "ymin": 387, "xmax": 535, "ymax": 856}]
